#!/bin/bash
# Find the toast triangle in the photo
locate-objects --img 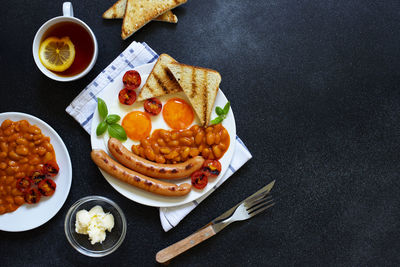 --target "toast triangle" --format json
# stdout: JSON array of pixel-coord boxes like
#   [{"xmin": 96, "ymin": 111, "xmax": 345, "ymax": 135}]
[
  {"xmin": 122, "ymin": 0, "xmax": 186, "ymax": 40},
  {"xmin": 103, "ymin": 0, "xmax": 177, "ymax": 23},
  {"xmin": 167, "ymin": 62, "xmax": 221, "ymax": 126},
  {"xmin": 137, "ymin": 54, "xmax": 182, "ymax": 102}
]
